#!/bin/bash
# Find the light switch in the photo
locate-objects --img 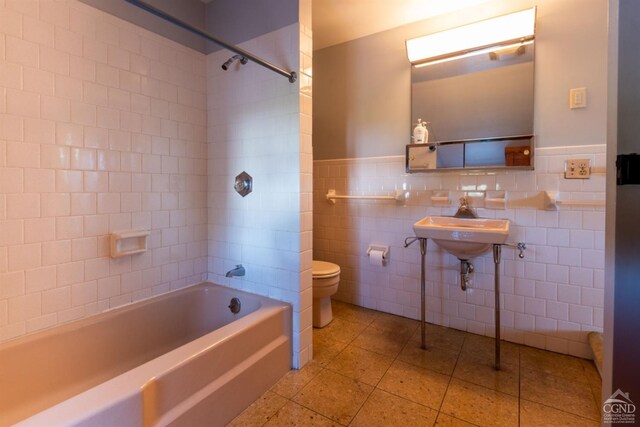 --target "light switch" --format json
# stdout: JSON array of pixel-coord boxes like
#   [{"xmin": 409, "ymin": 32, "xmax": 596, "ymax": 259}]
[{"xmin": 569, "ymin": 87, "xmax": 587, "ymax": 109}]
